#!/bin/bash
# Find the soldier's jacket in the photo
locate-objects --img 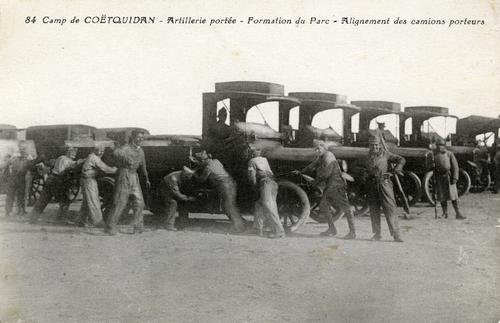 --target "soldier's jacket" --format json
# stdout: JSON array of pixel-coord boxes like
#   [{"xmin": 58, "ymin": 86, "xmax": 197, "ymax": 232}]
[
  {"xmin": 81, "ymin": 153, "xmax": 116, "ymax": 178},
  {"xmin": 303, "ymin": 151, "xmax": 345, "ymax": 189},
  {"xmin": 248, "ymin": 156, "xmax": 274, "ymax": 186},
  {"xmin": 162, "ymin": 171, "xmax": 190, "ymax": 201},
  {"xmin": 113, "ymin": 144, "xmax": 148, "ymax": 178},
  {"xmin": 473, "ymin": 147, "xmax": 490, "ymax": 164},
  {"xmin": 4, "ymin": 156, "xmax": 32, "ymax": 179},
  {"xmin": 364, "ymin": 150, "xmax": 405, "ymax": 180},
  {"xmin": 52, "ymin": 155, "xmax": 78, "ymax": 176},
  {"xmin": 198, "ymin": 159, "xmax": 231, "ymax": 184},
  {"xmin": 430, "ymin": 150, "xmax": 459, "ymax": 182}
]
